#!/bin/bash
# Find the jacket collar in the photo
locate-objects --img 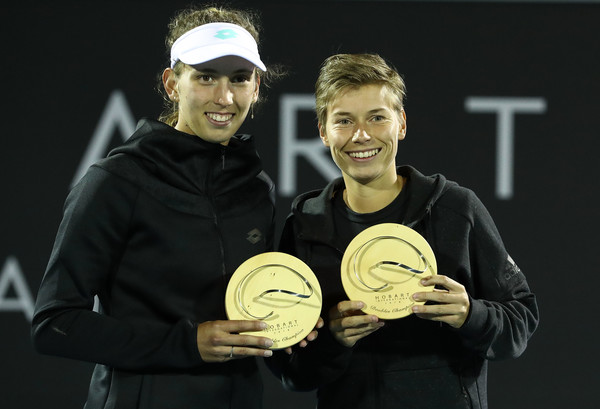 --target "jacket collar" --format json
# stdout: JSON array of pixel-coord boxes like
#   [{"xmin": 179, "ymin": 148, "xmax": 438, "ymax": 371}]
[
  {"xmin": 291, "ymin": 165, "xmax": 452, "ymax": 244},
  {"xmin": 106, "ymin": 118, "xmax": 262, "ymax": 196}
]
